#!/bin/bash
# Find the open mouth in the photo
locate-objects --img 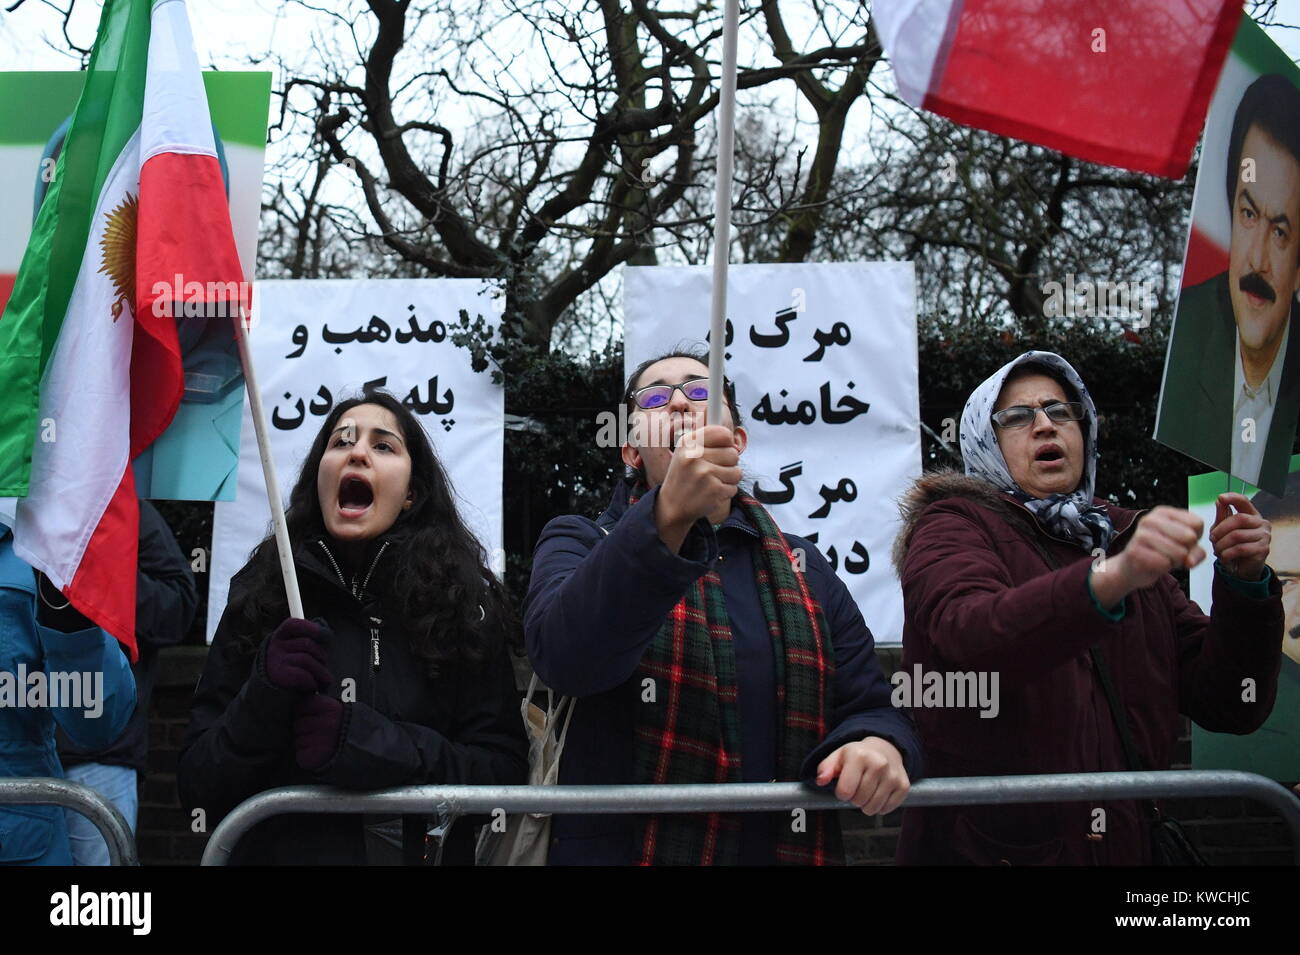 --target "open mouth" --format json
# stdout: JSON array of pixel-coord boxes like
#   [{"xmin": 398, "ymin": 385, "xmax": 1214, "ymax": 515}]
[
  {"xmin": 666, "ymin": 412, "xmax": 704, "ymax": 452},
  {"xmin": 1035, "ymin": 446, "xmax": 1064, "ymax": 464},
  {"xmin": 338, "ymin": 474, "xmax": 374, "ymax": 516}
]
